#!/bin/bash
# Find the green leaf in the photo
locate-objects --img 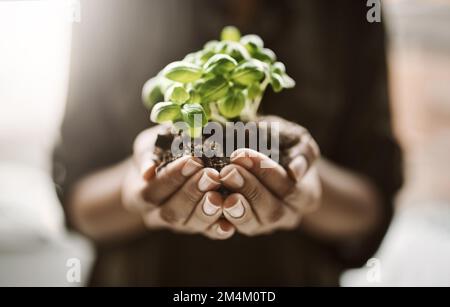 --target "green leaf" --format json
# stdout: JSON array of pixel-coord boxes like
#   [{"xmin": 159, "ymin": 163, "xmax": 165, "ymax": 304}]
[
  {"xmin": 201, "ymin": 102, "xmax": 212, "ymax": 118},
  {"xmin": 199, "ymin": 50, "xmax": 216, "ymax": 65},
  {"xmin": 158, "ymin": 77, "xmax": 177, "ymax": 92},
  {"xmin": 247, "ymin": 83, "xmax": 262, "ymax": 100},
  {"xmin": 142, "ymin": 77, "xmax": 163, "ymax": 109},
  {"xmin": 240, "ymin": 34, "xmax": 264, "ymax": 54},
  {"xmin": 214, "ymin": 41, "xmax": 250, "ymax": 62},
  {"xmin": 150, "ymin": 102, "xmax": 181, "ymax": 123},
  {"xmin": 203, "ymin": 54, "xmax": 238, "ymax": 75},
  {"xmin": 198, "ymin": 76, "xmax": 230, "ymax": 102},
  {"xmin": 164, "ymin": 84, "xmax": 190, "ymax": 104},
  {"xmin": 270, "ymin": 73, "xmax": 283, "ymax": 93},
  {"xmin": 183, "ymin": 51, "xmax": 200, "ymax": 64},
  {"xmin": 181, "ymin": 103, "xmax": 208, "ymax": 128},
  {"xmin": 270, "ymin": 69, "xmax": 295, "ymax": 91},
  {"xmin": 253, "ymin": 48, "xmax": 277, "ymax": 64},
  {"xmin": 218, "ymin": 91, "xmax": 245, "ymax": 118},
  {"xmin": 188, "ymin": 127, "xmax": 202, "ymax": 138},
  {"xmin": 281, "ymin": 73, "xmax": 296, "ymax": 88},
  {"xmin": 231, "ymin": 59, "xmax": 265, "ymax": 86},
  {"xmin": 162, "ymin": 61, "xmax": 203, "ymax": 83},
  {"xmin": 272, "ymin": 61, "xmax": 286, "ymax": 75},
  {"xmin": 204, "ymin": 40, "xmax": 219, "ymax": 51},
  {"xmin": 221, "ymin": 26, "xmax": 241, "ymax": 42},
  {"xmin": 187, "ymin": 89, "xmax": 202, "ymax": 104}
]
